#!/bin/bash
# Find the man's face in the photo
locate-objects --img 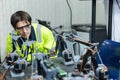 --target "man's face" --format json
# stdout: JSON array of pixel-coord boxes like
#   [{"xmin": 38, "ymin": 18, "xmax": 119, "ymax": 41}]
[{"xmin": 16, "ymin": 21, "xmax": 31, "ymax": 38}]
